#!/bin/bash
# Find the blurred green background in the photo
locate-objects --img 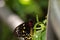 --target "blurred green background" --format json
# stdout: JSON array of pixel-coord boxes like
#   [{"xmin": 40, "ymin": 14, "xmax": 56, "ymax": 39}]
[{"xmin": 0, "ymin": 0, "xmax": 48, "ymax": 40}]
